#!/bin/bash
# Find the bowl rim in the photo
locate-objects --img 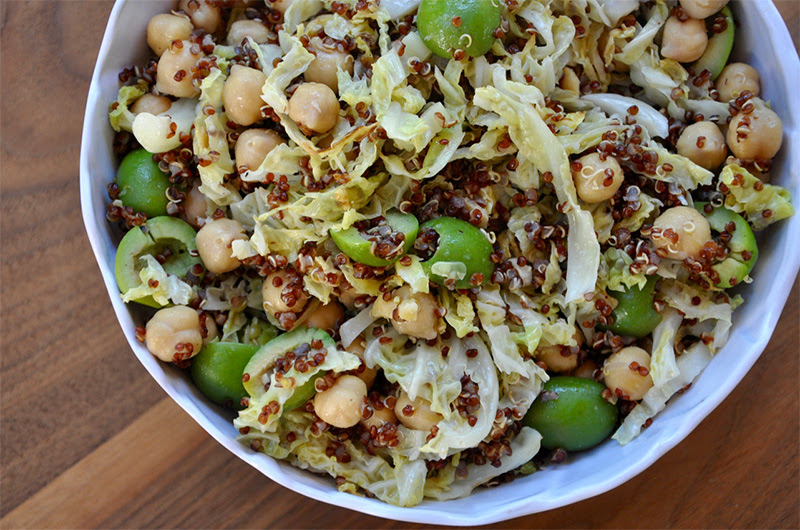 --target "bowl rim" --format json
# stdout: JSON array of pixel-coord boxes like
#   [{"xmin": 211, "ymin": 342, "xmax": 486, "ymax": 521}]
[{"xmin": 79, "ymin": 0, "xmax": 800, "ymax": 525}]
